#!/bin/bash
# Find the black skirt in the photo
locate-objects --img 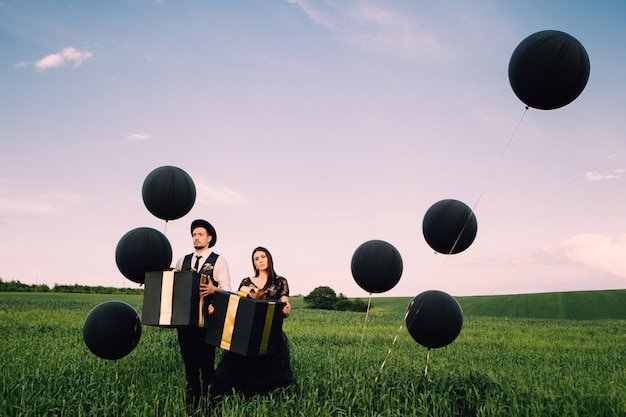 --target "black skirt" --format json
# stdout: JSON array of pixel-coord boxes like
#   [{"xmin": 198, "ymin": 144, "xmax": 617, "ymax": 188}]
[{"xmin": 210, "ymin": 331, "xmax": 296, "ymax": 398}]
